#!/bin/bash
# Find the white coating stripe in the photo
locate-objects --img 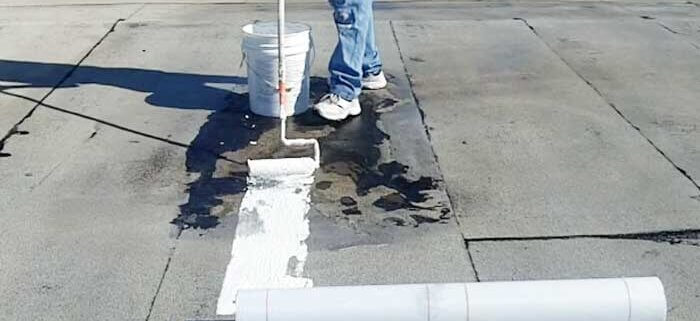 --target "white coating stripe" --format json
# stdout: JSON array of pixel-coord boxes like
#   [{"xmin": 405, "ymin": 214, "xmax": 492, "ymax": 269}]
[{"xmin": 216, "ymin": 173, "xmax": 314, "ymax": 315}]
